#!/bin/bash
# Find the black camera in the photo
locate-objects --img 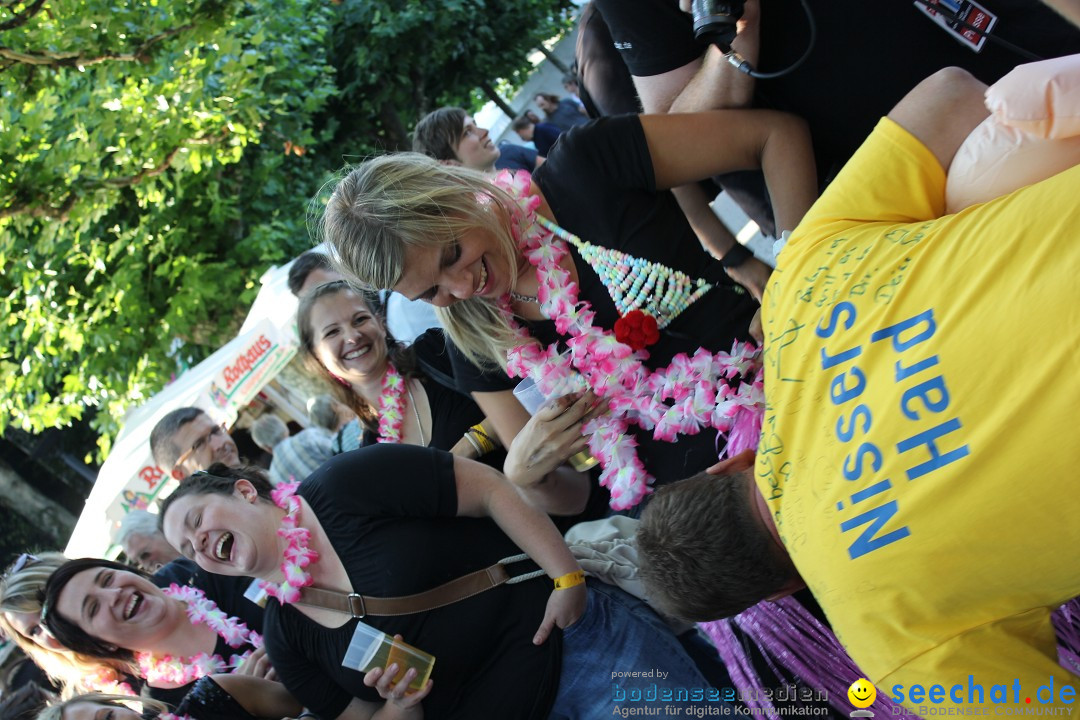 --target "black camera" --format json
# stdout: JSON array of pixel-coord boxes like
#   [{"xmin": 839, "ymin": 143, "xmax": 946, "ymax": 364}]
[{"xmin": 691, "ymin": 0, "xmax": 746, "ymax": 49}]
